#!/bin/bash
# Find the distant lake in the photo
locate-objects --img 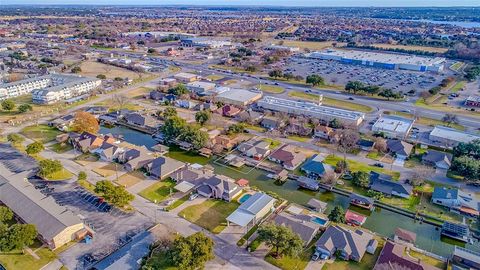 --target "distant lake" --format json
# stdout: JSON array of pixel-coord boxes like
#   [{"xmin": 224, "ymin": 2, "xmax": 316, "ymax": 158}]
[{"xmin": 413, "ymin": 19, "xmax": 480, "ymax": 29}]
